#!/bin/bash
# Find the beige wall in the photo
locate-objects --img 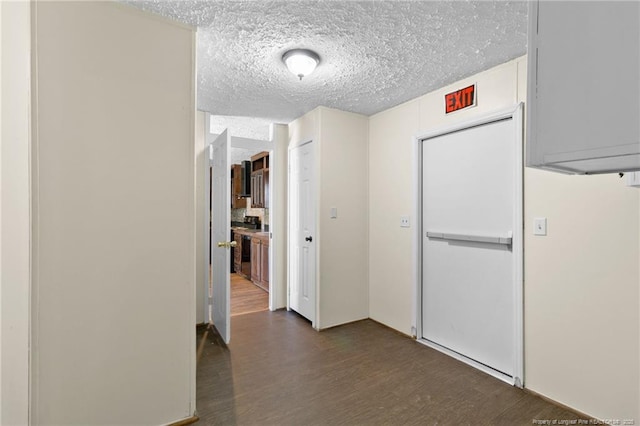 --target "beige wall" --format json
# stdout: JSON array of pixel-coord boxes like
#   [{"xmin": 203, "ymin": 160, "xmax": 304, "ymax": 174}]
[
  {"xmin": 288, "ymin": 107, "xmax": 369, "ymax": 329},
  {"xmin": 369, "ymin": 58, "xmax": 520, "ymax": 336},
  {"xmin": 369, "ymin": 56, "xmax": 640, "ymax": 420},
  {"xmin": 317, "ymin": 107, "xmax": 369, "ymax": 329},
  {"xmin": 368, "ymin": 99, "xmax": 419, "ymax": 334},
  {"xmin": 31, "ymin": 2, "xmax": 196, "ymax": 424},
  {"xmin": 195, "ymin": 110, "xmax": 206, "ymax": 324},
  {"xmin": 0, "ymin": 2, "xmax": 31, "ymax": 424}
]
